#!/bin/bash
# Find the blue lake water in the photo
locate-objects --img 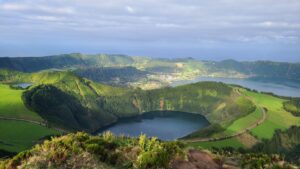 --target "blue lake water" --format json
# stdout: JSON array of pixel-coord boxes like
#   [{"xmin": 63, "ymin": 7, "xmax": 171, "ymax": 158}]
[
  {"xmin": 101, "ymin": 112, "xmax": 209, "ymax": 140},
  {"xmin": 13, "ymin": 83, "xmax": 32, "ymax": 89},
  {"xmin": 171, "ymin": 77, "xmax": 300, "ymax": 97}
]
